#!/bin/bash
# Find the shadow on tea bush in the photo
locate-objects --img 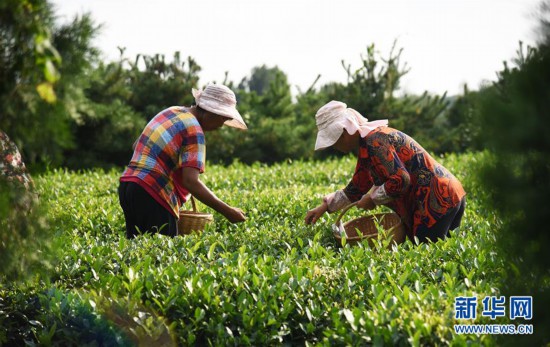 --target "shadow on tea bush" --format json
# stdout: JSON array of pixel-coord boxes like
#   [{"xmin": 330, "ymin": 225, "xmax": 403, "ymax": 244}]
[{"xmin": 0, "ymin": 180, "xmax": 57, "ymax": 282}]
